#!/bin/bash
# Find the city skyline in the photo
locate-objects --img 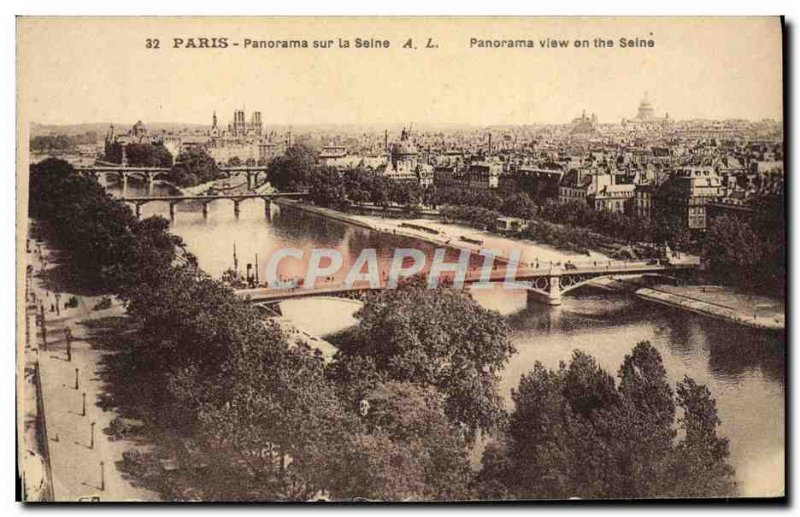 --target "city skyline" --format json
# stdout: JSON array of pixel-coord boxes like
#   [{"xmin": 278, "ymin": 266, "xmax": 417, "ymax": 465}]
[{"xmin": 19, "ymin": 17, "xmax": 783, "ymax": 127}]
